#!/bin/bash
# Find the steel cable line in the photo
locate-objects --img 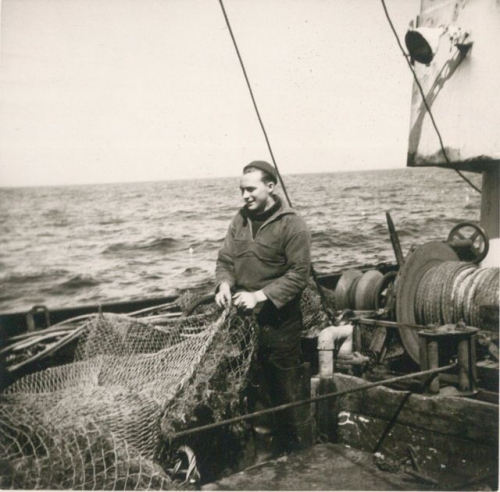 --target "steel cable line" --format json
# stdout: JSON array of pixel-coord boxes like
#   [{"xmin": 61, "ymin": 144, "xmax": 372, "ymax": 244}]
[
  {"xmin": 380, "ymin": 0, "xmax": 481, "ymax": 194},
  {"xmin": 218, "ymin": 0, "xmax": 336, "ymax": 324},
  {"xmin": 217, "ymin": 0, "xmax": 291, "ymax": 206}
]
